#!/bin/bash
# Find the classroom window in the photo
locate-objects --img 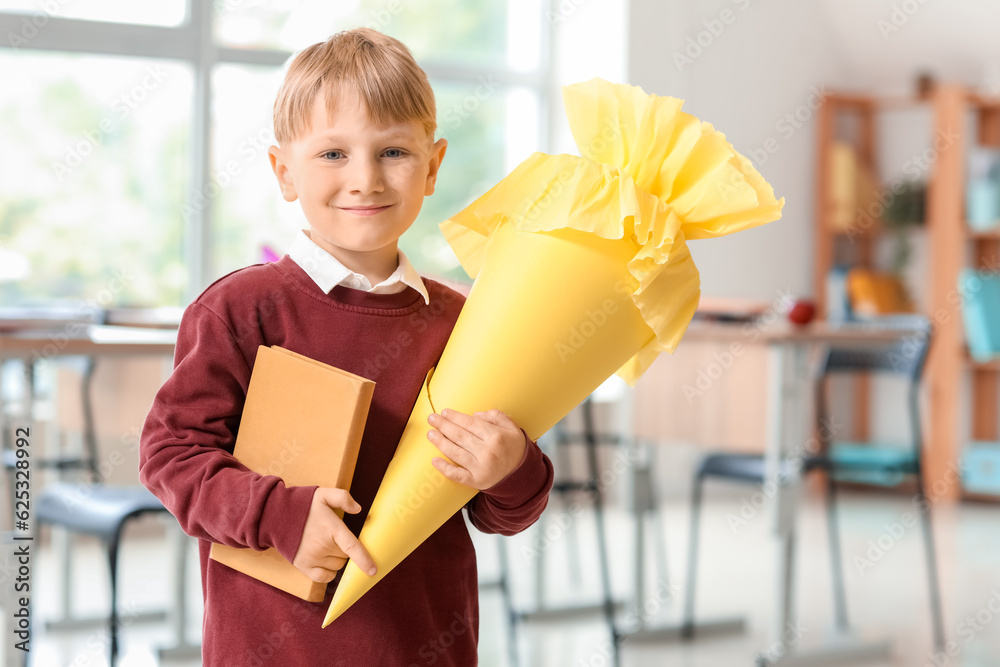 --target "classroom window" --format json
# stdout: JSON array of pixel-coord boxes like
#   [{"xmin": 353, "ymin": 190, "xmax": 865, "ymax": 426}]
[
  {"xmin": 0, "ymin": 50, "xmax": 192, "ymax": 307},
  {"xmin": 0, "ymin": 0, "xmax": 187, "ymax": 27},
  {"xmin": 0, "ymin": 0, "xmax": 548, "ymax": 307}
]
